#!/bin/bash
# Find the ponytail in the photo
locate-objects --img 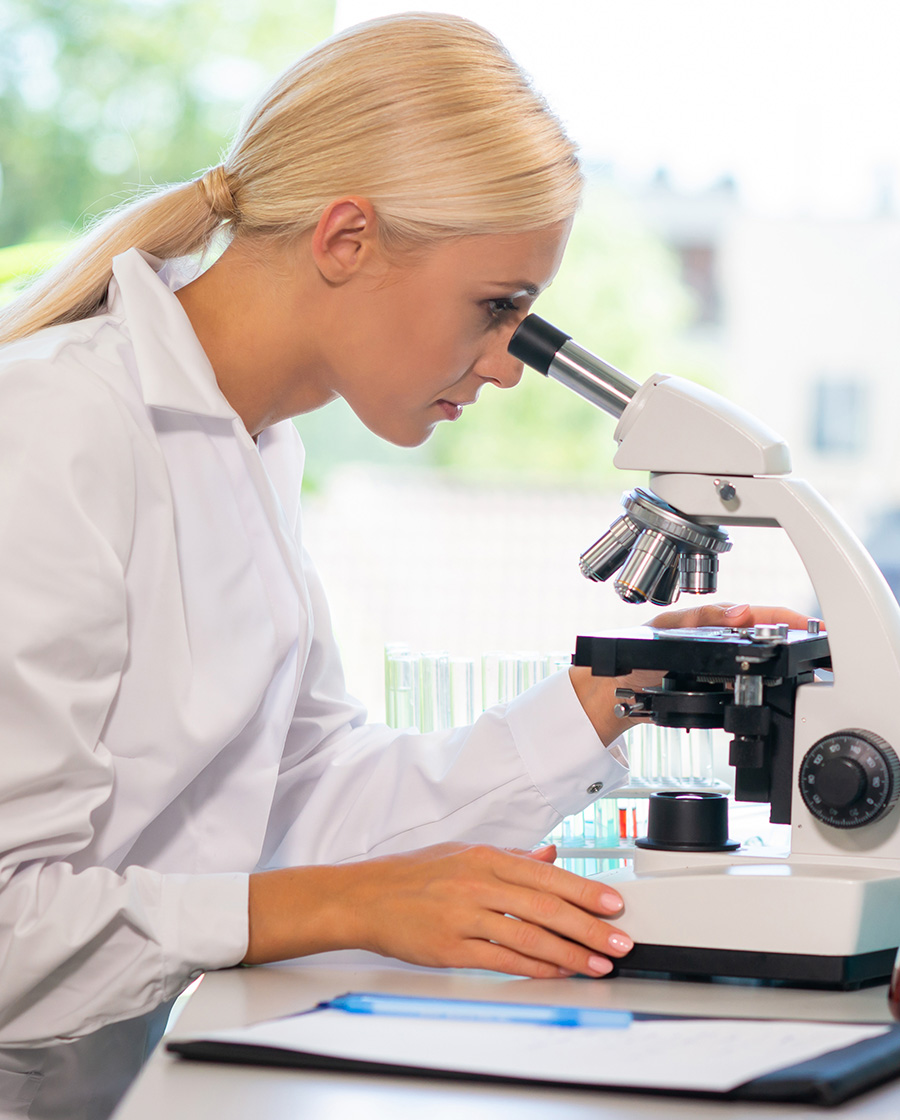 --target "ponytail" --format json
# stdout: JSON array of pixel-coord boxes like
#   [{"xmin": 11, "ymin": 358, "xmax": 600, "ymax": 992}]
[{"xmin": 0, "ymin": 170, "xmax": 234, "ymax": 344}]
